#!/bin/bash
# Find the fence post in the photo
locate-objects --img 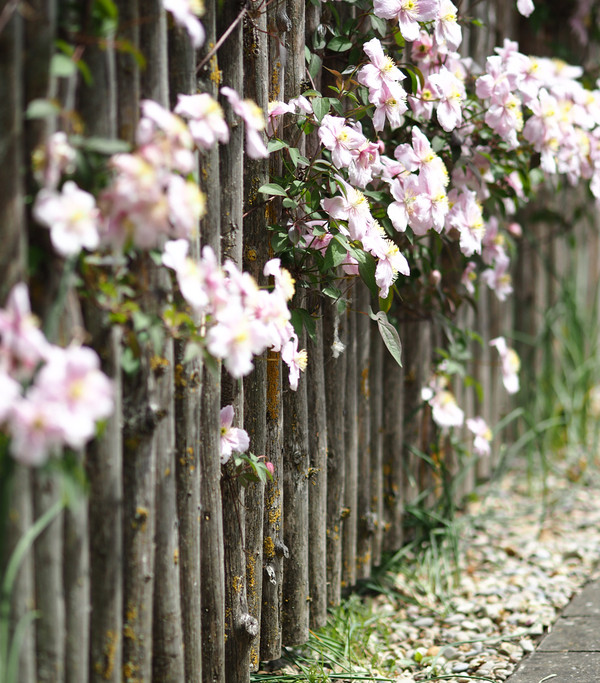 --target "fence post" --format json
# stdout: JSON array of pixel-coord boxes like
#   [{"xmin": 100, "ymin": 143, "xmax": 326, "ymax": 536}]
[
  {"xmin": 243, "ymin": 0, "xmax": 270, "ymax": 668},
  {"xmin": 196, "ymin": 3, "xmax": 226, "ymax": 680},
  {"xmin": 342, "ymin": 287, "xmax": 358, "ymax": 589},
  {"xmin": 324, "ymin": 293, "xmax": 347, "ymax": 606},
  {"xmin": 356, "ymin": 284, "xmax": 373, "ymax": 579}
]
